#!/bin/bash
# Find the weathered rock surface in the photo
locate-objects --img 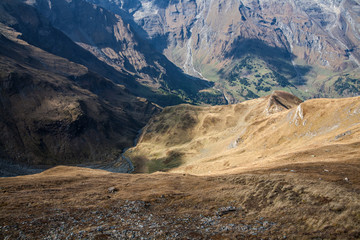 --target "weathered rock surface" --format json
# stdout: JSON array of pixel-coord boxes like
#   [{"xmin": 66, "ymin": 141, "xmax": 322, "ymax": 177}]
[
  {"xmin": 90, "ymin": 0, "xmax": 360, "ymax": 101},
  {"xmin": 23, "ymin": 0, "xmax": 225, "ymax": 106}
]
